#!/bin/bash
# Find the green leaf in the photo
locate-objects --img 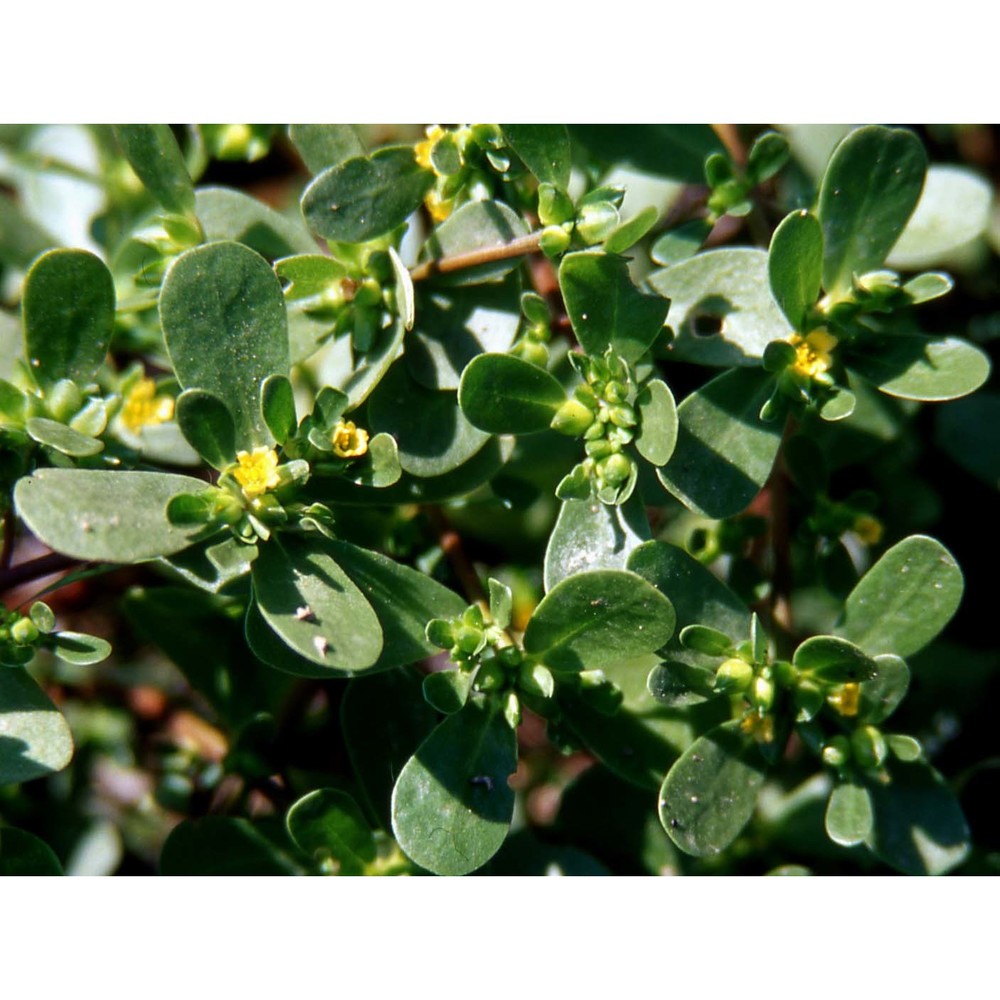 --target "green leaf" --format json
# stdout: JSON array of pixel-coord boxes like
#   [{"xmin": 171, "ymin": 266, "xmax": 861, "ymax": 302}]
[
  {"xmin": 195, "ymin": 187, "xmax": 318, "ymax": 259},
  {"xmin": 818, "ymin": 125, "xmax": 927, "ymax": 296},
  {"xmin": 160, "ymin": 817, "xmax": 301, "ymax": 875},
  {"xmin": 559, "ymin": 251, "xmax": 669, "ymax": 363},
  {"xmin": 569, "ymin": 125, "xmax": 724, "ymax": 184},
  {"xmin": 423, "ymin": 670, "xmax": 473, "ymax": 715},
  {"xmin": 523, "ymin": 569, "xmax": 675, "ymax": 672},
  {"xmin": 14, "ymin": 469, "xmax": 209, "ymax": 562},
  {"xmin": 634, "ymin": 378, "xmax": 677, "ymax": 467},
  {"xmin": 25, "ymin": 416, "xmax": 102, "ymax": 457},
  {"xmin": 864, "ymin": 757, "xmax": 969, "ymax": 875},
  {"xmin": 647, "ymin": 248, "xmax": 794, "ymax": 366},
  {"xmin": 458, "ymin": 353, "xmax": 565, "ymax": 434},
  {"xmin": 422, "ymin": 200, "xmax": 529, "ymax": 286},
  {"xmin": 368, "ymin": 360, "xmax": 489, "ymax": 477},
  {"xmin": 887, "ymin": 164, "xmax": 993, "ymax": 270},
  {"xmin": 251, "ymin": 536, "xmax": 383, "ymax": 673},
  {"xmin": 746, "ymin": 131, "xmax": 790, "ymax": 185},
  {"xmin": 388, "ymin": 246, "xmax": 414, "ymax": 331},
  {"xmin": 657, "ymin": 367, "xmax": 783, "ymax": 520},
  {"xmin": 768, "ymin": 210, "xmax": 823, "ymax": 330},
  {"xmin": 301, "ymin": 146, "xmax": 433, "ymax": 243},
  {"xmin": 604, "ymin": 206, "xmax": 659, "ymax": 256},
  {"xmin": 488, "ymin": 578, "xmax": 513, "ymax": 630},
  {"xmin": 846, "ymin": 333, "xmax": 989, "ymax": 402},
  {"xmin": 161, "ymin": 241, "xmax": 289, "ymax": 449},
  {"xmin": 289, "ymin": 124, "xmax": 366, "ymax": 175},
  {"xmin": 500, "ymin": 125, "xmax": 571, "ymax": 189},
  {"xmin": 260, "ymin": 375, "xmax": 296, "ymax": 446},
  {"xmin": 162, "ymin": 536, "xmax": 257, "ymax": 596},
  {"xmin": 859, "ymin": 654, "xmax": 910, "ymax": 724},
  {"xmin": 114, "ymin": 125, "xmax": 196, "ymax": 219},
  {"xmin": 649, "ymin": 219, "xmax": 712, "ymax": 267},
  {"xmin": 346, "ymin": 432, "xmax": 401, "ymax": 489},
  {"xmin": 407, "ymin": 278, "xmax": 521, "ymax": 390},
  {"xmin": 342, "ymin": 669, "xmax": 439, "ymax": 830},
  {"xmin": 0, "ymin": 668, "xmax": 74, "ymax": 786},
  {"xmin": 175, "ymin": 389, "xmax": 236, "ymax": 469},
  {"xmin": 544, "ymin": 494, "xmax": 650, "ymax": 593},
  {"xmin": 679, "ymin": 624, "xmax": 734, "ymax": 657},
  {"xmin": 836, "ymin": 535, "xmax": 963, "ymax": 658},
  {"xmin": 792, "ymin": 635, "xmax": 878, "ymax": 683},
  {"xmin": 658, "ymin": 719, "xmax": 767, "ymax": 856},
  {"xmin": 329, "ymin": 317, "xmax": 406, "ymax": 408},
  {"xmin": 50, "ymin": 631, "xmax": 111, "ymax": 665},
  {"xmin": 0, "ymin": 827, "xmax": 63, "ymax": 875},
  {"xmin": 286, "ymin": 788, "xmax": 375, "ymax": 874},
  {"xmin": 0, "ymin": 192, "xmax": 56, "ymax": 269},
  {"xmin": 391, "ymin": 698, "xmax": 517, "ymax": 876},
  {"xmin": 825, "ymin": 781, "xmax": 874, "ymax": 847},
  {"xmin": 22, "ymin": 248, "xmax": 115, "ymax": 389}
]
